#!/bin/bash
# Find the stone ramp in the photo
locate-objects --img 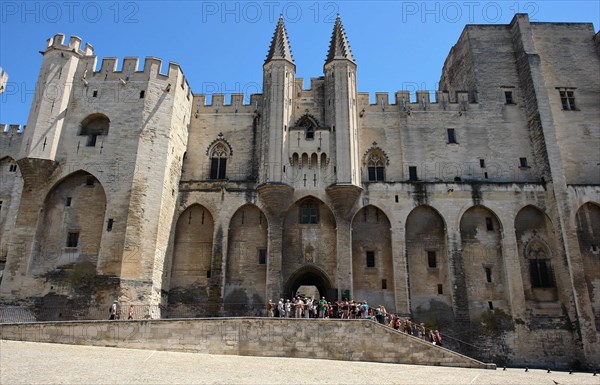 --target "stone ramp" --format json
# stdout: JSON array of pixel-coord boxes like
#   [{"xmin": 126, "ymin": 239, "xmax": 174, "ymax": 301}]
[{"xmin": 0, "ymin": 318, "xmax": 495, "ymax": 369}]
